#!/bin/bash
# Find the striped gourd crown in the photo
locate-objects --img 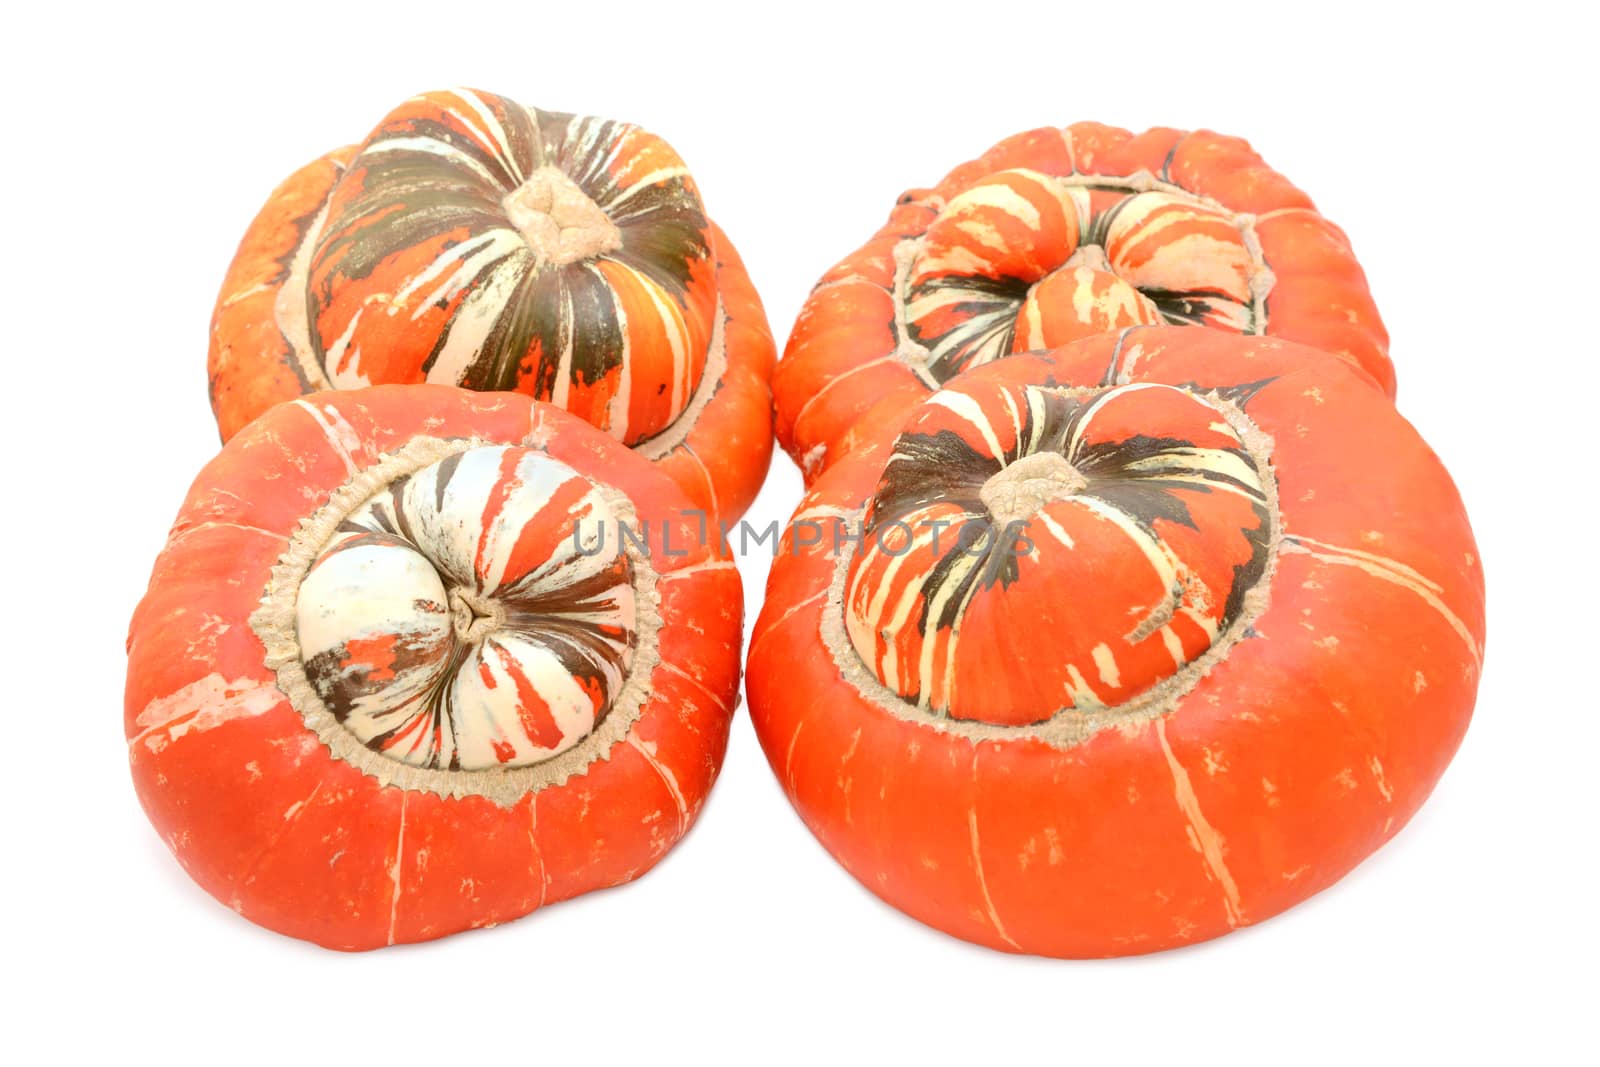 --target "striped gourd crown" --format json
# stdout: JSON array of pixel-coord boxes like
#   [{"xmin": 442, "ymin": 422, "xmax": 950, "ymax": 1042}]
[
  {"xmin": 290, "ymin": 444, "xmax": 640, "ymax": 773},
  {"xmin": 301, "ymin": 88, "xmax": 720, "ymax": 446},
  {"xmin": 842, "ymin": 378, "xmax": 1278, "ymax": 726},
  {"xmin": 899, "ymin": 170, "xmax": 1273, "ymax": 386}
]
